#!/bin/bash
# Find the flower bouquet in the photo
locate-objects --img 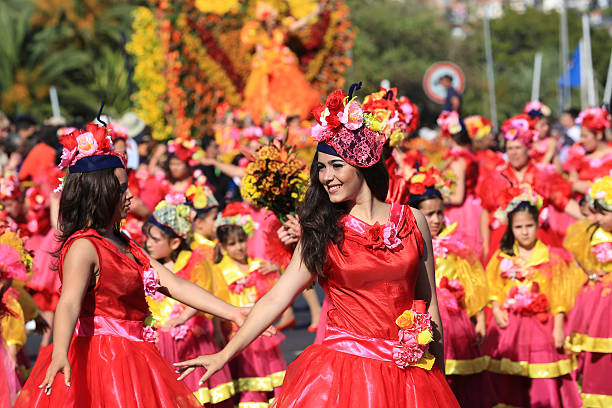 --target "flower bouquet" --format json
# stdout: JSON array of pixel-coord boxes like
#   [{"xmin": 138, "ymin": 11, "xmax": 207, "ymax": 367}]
[
  {"xmin": 240, "ymin": 136, "xmax": 309, "ymax": 222},
  {"xmin": 392, "ymin": 300, "xmax": 435, "ymax": 370},
  {"xmin": 503, "ymin": 282, "xmax": 549, "ymax": 323}
]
